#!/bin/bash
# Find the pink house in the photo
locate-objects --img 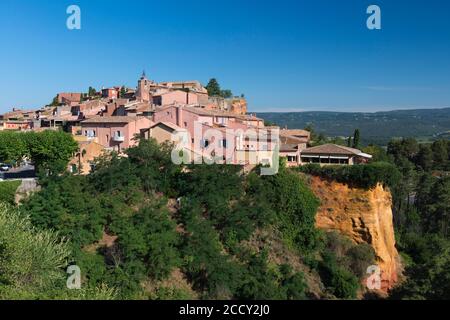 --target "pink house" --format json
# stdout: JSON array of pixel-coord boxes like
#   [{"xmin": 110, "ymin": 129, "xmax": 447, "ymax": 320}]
[
  {"xmin": 153, "ymin": 90, "xmax": 199, "ymax": 106},
  {"xmin": 152, "ymin": 105, "xmax": 278, "ymax": 165},
  {"xmin": 81, "ymin": 116, "xmax": 152, "ymax": 152},
  {"xmin": 102, "ymin": 87, "xmax": 119, "ymax": 99}
]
